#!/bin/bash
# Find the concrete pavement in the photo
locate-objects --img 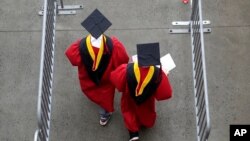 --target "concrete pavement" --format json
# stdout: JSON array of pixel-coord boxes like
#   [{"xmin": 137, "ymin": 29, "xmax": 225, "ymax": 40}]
[{"xmin": 0, "ymin": 0, "xmax": 249, "ymax": 141}]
